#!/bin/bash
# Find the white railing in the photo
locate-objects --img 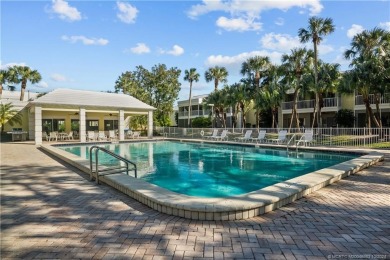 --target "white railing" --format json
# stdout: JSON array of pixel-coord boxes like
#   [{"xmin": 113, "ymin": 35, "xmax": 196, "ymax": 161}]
[
  {"xmin": 178, "ymin": 110, "xmax": 211, "ymax": 117},
  {"xmin": 355, "ymin": 93, "xmax": 390, "ymax": 106},
  {"xmin": 155, "ymin": 126, "xmax": 390, "ymax": 148},
  {"xmin": 282, "ymin": 97, "xmax": 338, "ymax": 110}
]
